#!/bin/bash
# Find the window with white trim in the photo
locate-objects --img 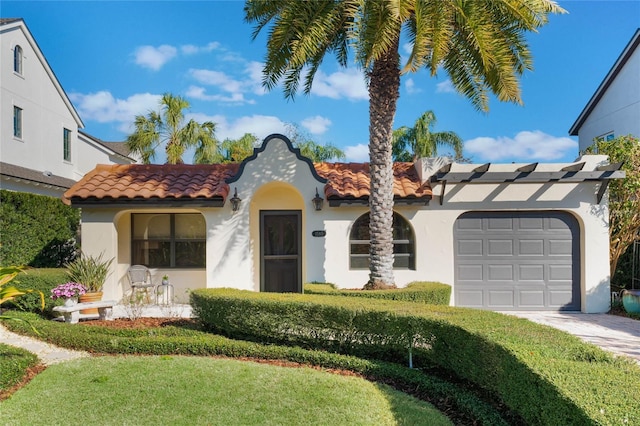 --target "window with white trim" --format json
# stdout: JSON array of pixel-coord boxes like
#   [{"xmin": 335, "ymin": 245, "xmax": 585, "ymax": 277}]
[
  {"xmin": 132, "ymin": 213, "xmax": 206, "ymax": 268},
  {"xmin": 63, "ymin": 128, "xmax": 71, "ymax": 161},
  {"xmin": 13, "ymin": 106, "xmax": 22, "ymax": 138},
  {"xmin": 13, "ymin": 45, "xmax": 23, "ymax": 74},
  {"xmin": 349, "ymin": 212, "xmax": 415, "ymax": 270}
]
